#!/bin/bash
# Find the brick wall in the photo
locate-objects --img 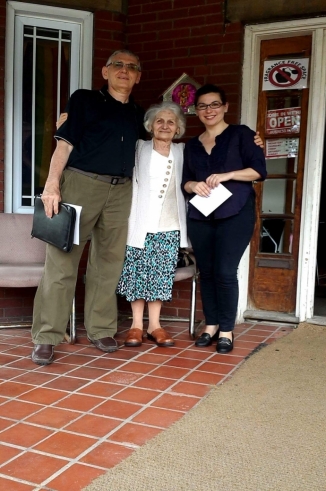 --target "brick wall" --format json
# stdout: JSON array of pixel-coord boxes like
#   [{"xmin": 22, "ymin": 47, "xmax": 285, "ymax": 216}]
[
  {"xmin": 121, "ymin": 0, "xmax": 244, "ymax": 320},
  {"xmin": 126, "ymin": 0, "xmax": 244, "ymax": 129}
]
